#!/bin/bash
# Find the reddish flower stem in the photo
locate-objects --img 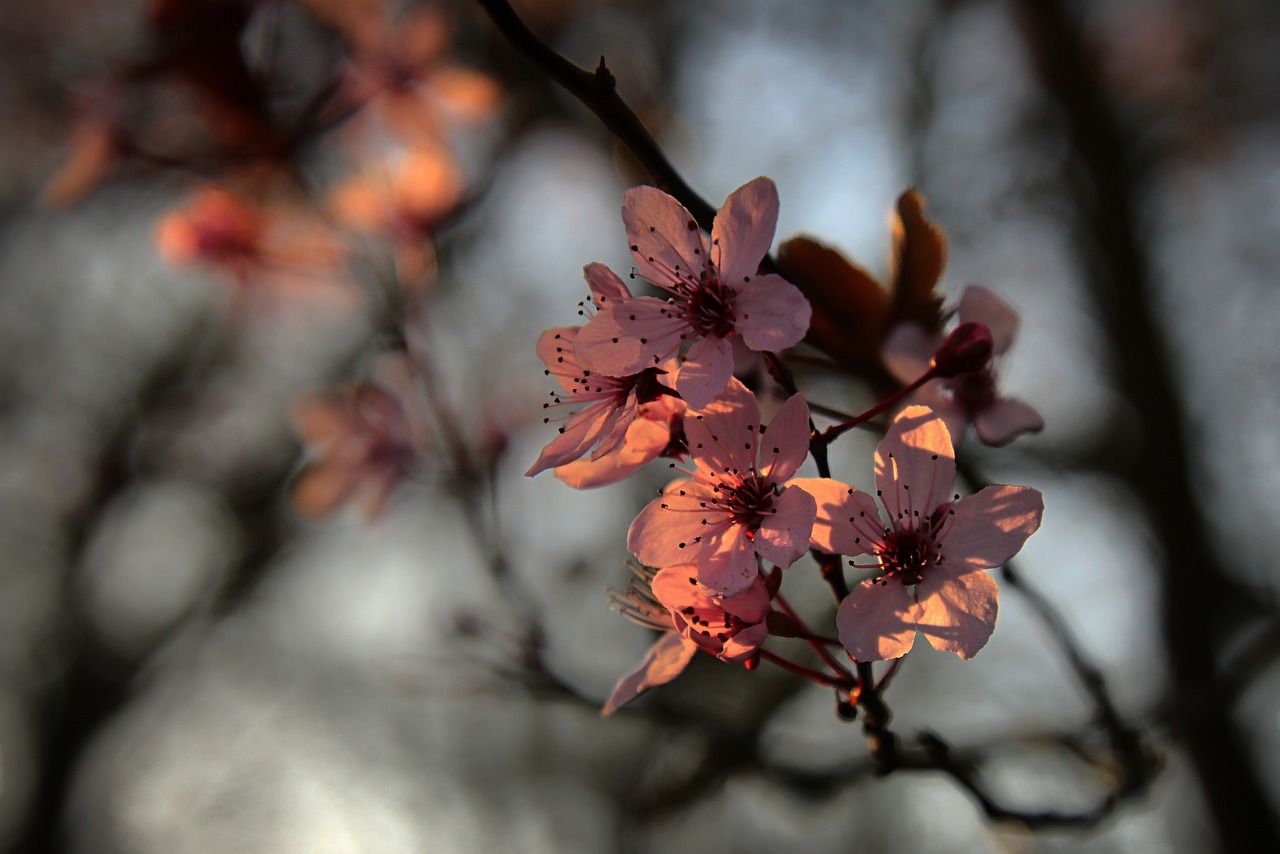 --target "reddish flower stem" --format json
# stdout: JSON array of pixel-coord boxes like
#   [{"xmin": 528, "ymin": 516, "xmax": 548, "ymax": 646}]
[
  {"xmin": 876, "ymin": 657, "xmax": 904, "ymax": 693},
  {"xmin": 822, "ymin": 367, "xmax": 936, "ymax": 444},
  {"xmin": 758, "ymin": 649, "xmax": 850, "ymax": 688},
  {"xmin": 774, "ymin": 592, "xmax": 854, "ymax": 681}
]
